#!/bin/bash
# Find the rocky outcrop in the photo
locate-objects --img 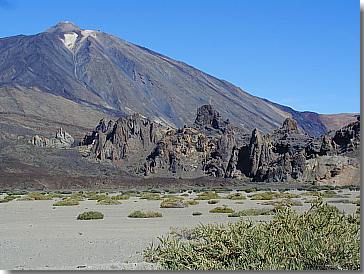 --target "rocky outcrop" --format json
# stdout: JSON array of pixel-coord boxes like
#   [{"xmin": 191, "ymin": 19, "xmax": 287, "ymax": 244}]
[
  {"xmin": 332, "ymin": 116, "xmax": 360, "ymax": 155},
  {"xmin": 233, "ymin": 116, "xmax": 360, "ymax": 184},
  {"xmin": 30, "ymin": 128, "xmax": 74, "ymax": 148},
  {"xmin": 82, "ymin": 105, "xmax": 360, "ymax": 185},
  {"xmin": 81, "ymin": 114, "xmax": 163, "ymax": 161},
  {"xmin": 141, "ymin": 117, "xmax": 237, "ymax": 178}
]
